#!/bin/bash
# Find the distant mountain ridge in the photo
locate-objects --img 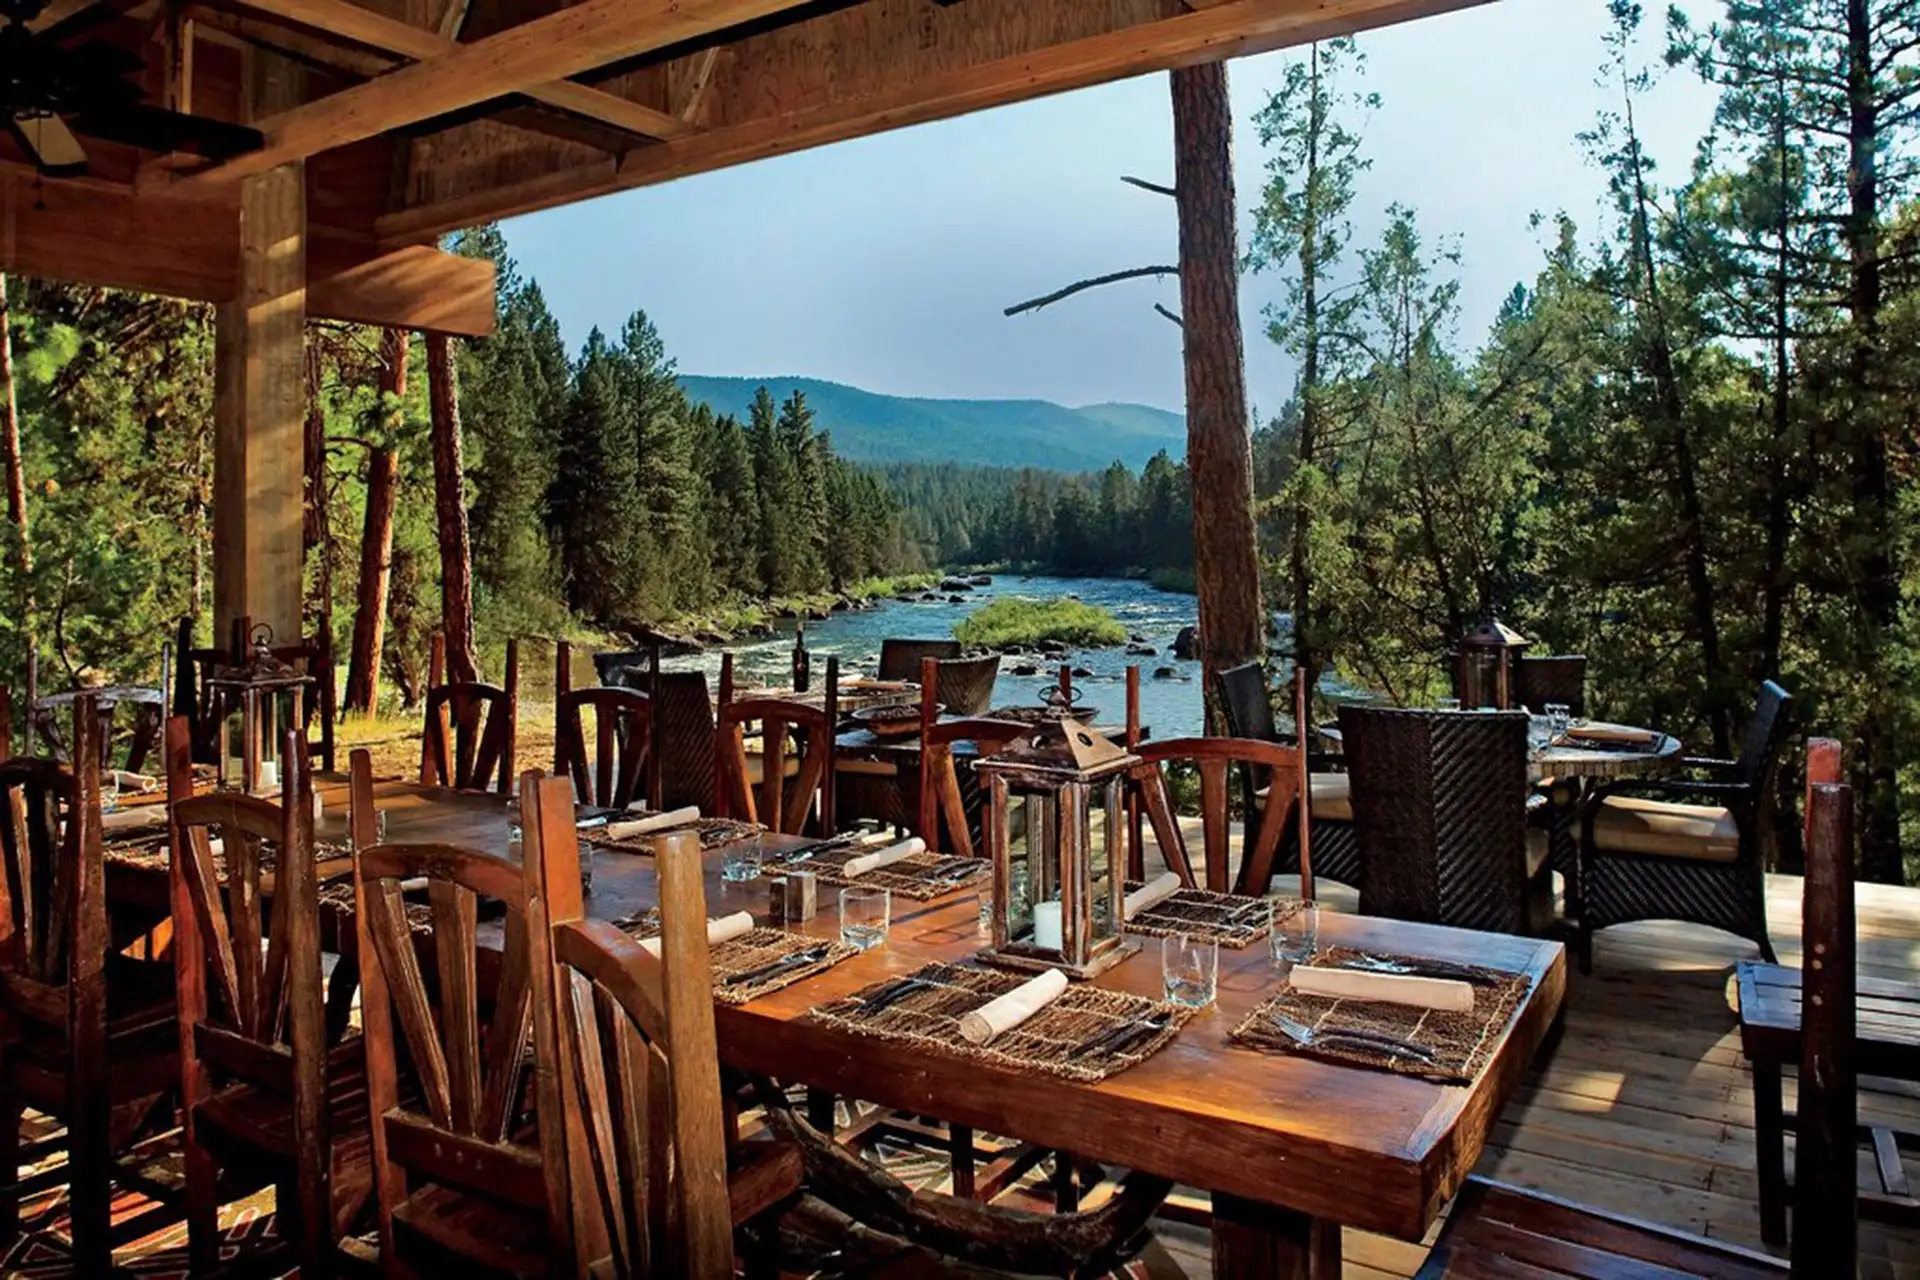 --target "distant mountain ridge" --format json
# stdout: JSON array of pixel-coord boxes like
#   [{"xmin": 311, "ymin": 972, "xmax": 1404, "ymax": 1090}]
[{"xmin": 676, "ymin": 374, "xmax": 1186, "ymax": 472}]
